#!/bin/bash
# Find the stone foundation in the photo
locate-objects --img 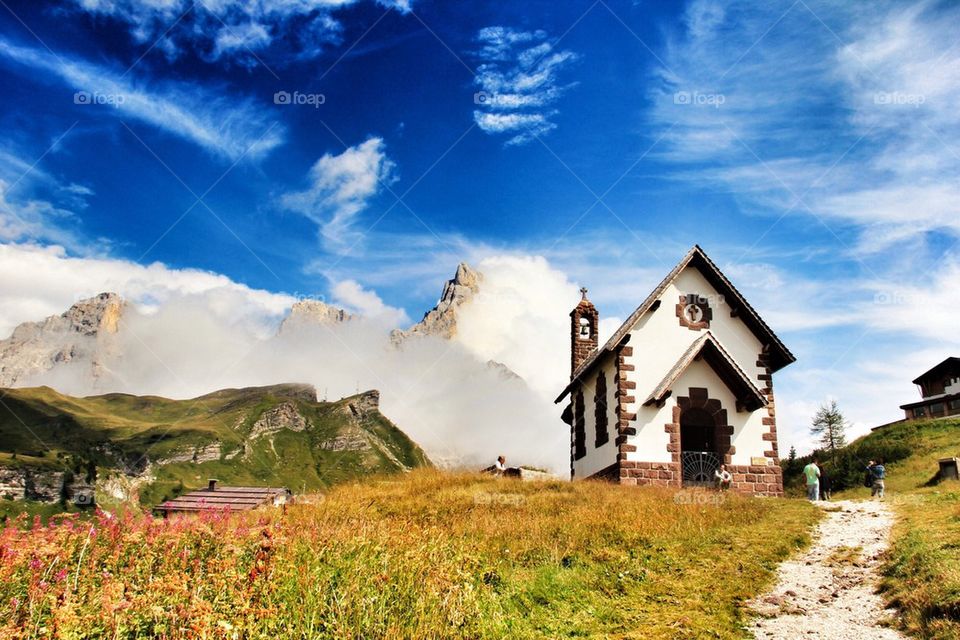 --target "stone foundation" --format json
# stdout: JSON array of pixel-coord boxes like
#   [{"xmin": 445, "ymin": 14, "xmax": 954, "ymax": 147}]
[
  {"xmin": 619, "ymin": 461, "xmax": 680, "ymax": 486},
  {"xmin": 725, "ymin": 464, "xmax": 783, "ymax": 496},
  {"xmin": 616, "ymin": 461, "xmax": 782, "ymax": 496}
]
